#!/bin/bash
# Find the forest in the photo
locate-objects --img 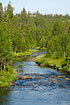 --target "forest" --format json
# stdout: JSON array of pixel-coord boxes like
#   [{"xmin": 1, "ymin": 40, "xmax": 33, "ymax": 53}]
[{"xmin": 0, "ymin": 2, "xmax": 70, "ymax": 87}]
